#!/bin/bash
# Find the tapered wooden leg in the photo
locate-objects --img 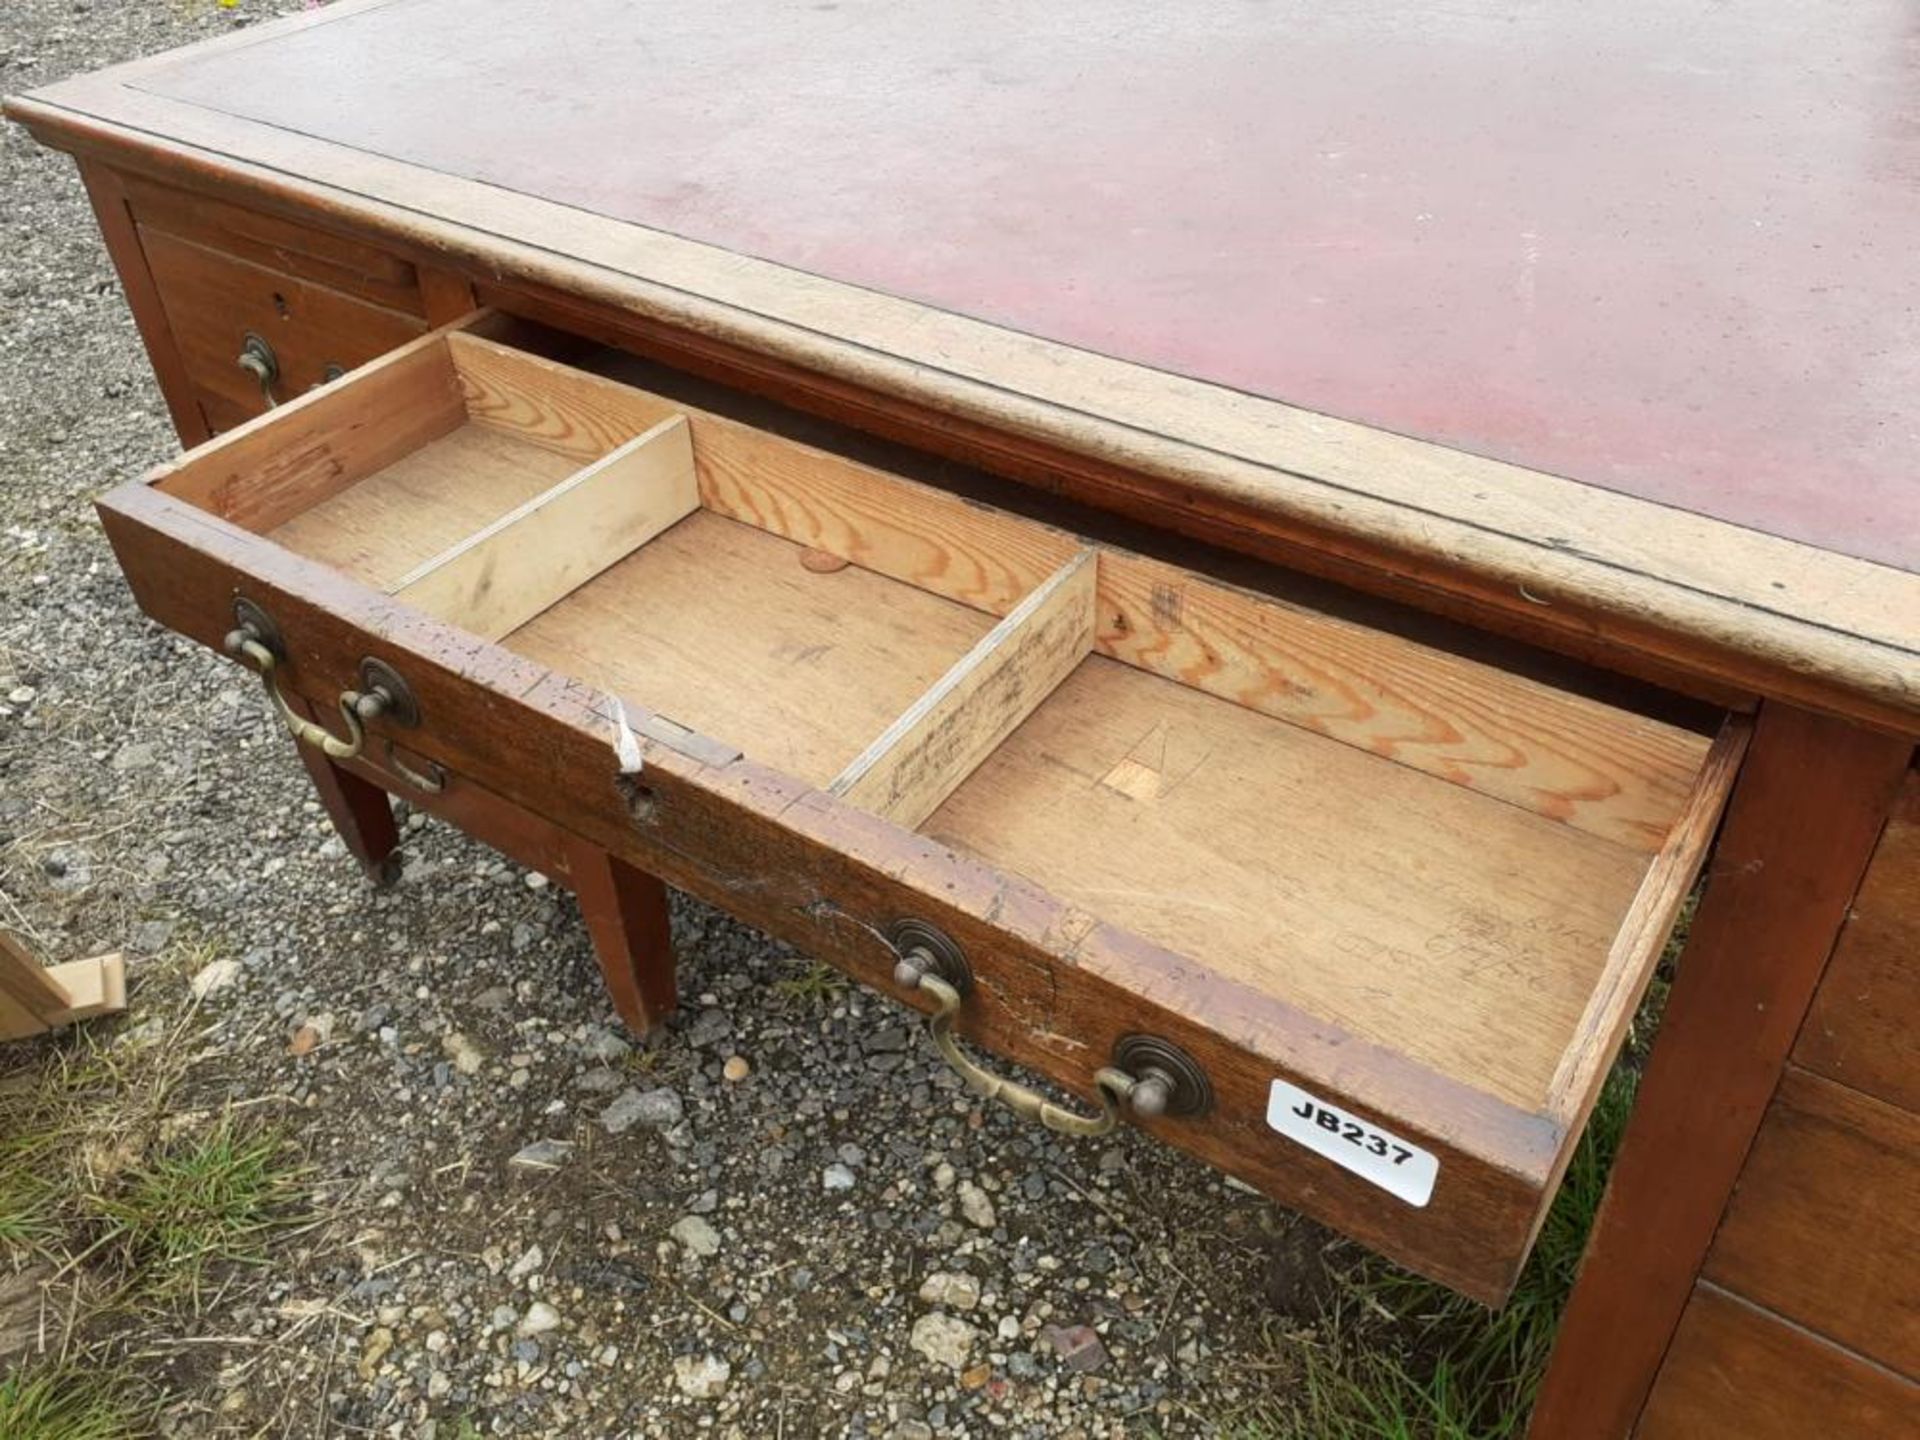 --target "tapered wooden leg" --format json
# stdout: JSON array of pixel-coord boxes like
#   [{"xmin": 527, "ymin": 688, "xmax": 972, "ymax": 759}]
[
  {"xmin": 297, "ymin": 745, "xmax": 401, "ymax": 886},
  {"xmin": 564, "ymin": 837, "xmax": 677, "ymax": 1035}
]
